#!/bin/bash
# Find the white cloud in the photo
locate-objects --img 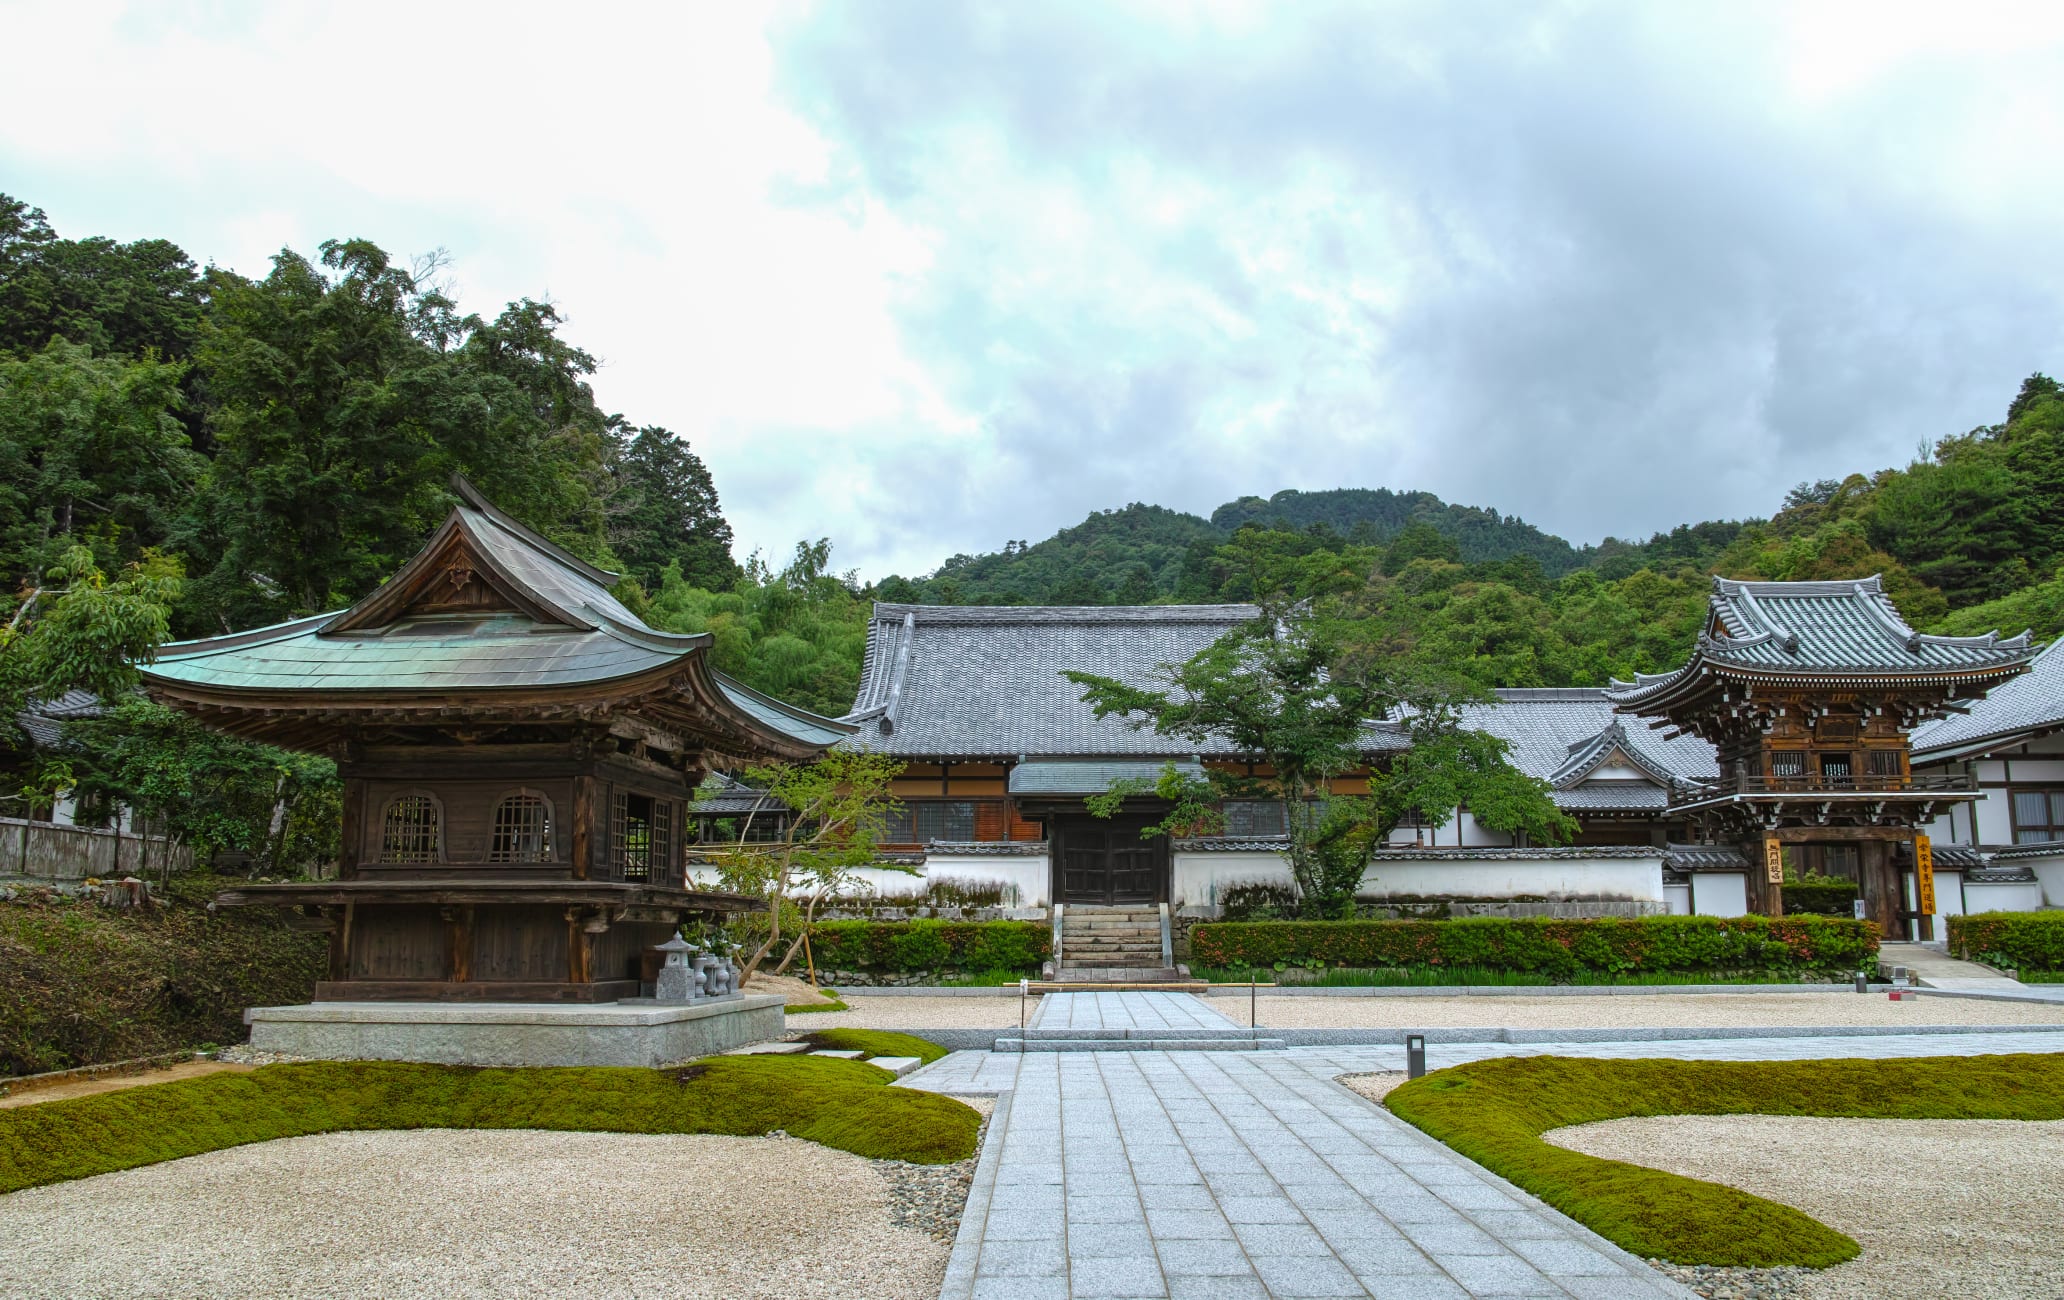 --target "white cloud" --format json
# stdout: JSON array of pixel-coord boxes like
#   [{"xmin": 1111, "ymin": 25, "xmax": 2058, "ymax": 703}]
[{"xmin": 5, "ymin": 0, "xmax": 2064, "ymax": 579}]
